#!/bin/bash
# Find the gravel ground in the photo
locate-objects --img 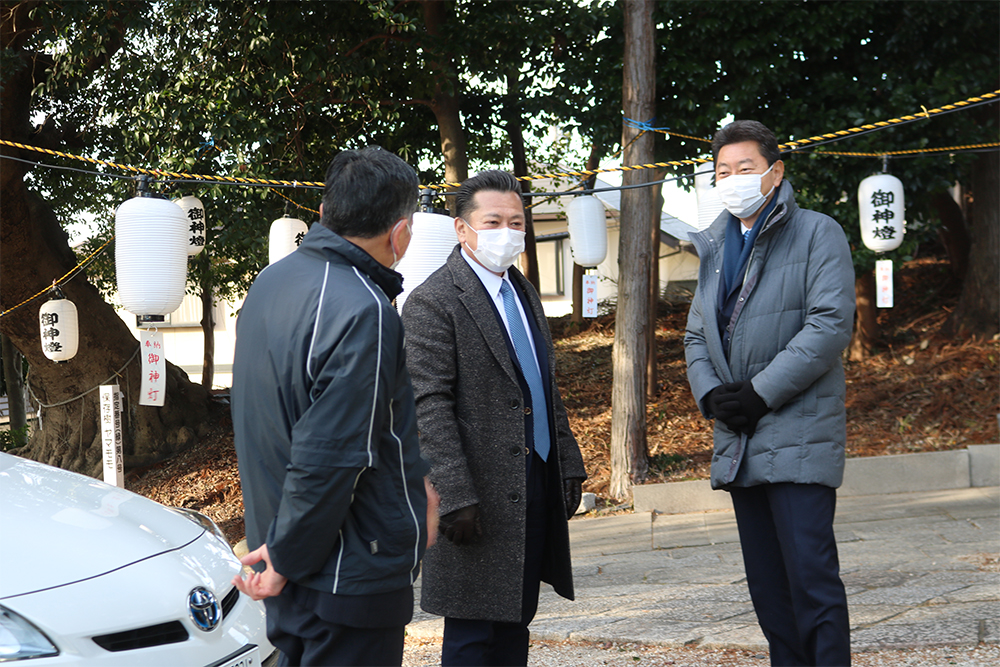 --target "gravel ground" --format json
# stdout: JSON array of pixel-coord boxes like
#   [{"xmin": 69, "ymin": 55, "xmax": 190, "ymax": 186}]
[{"xmin": 402, "ymin": 637, "xmax": 1000, "ymax": 666}]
